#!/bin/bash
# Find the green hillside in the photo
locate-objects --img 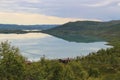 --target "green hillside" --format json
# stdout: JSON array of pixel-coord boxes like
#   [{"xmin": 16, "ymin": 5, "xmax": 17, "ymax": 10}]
[{"xmin": 42, "ymin": 20, "xmax": 120, "ymax": 42}]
